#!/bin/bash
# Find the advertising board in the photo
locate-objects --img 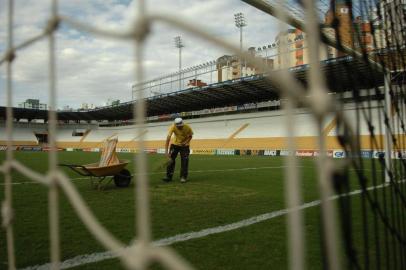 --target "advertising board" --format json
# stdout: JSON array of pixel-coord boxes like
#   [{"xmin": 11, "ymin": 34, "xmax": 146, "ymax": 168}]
[
  {"xmin": 296, "ymin": 150, "xmax": 314, "ymax": 157},
  {"xmin": 333, "ymin": 150, "xmax": 345, "ymax": 158},
  {"xmin": 215, "ymin": 149, "xmax": 235, "ymax": 155},
  {"xmin": 264, "ymin": 150, "xmax": 277, "ymax": 156}
]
